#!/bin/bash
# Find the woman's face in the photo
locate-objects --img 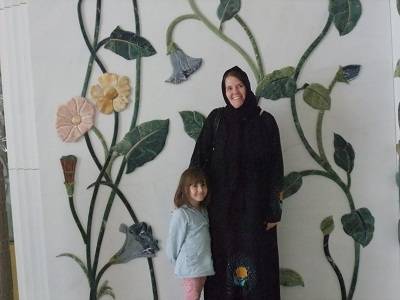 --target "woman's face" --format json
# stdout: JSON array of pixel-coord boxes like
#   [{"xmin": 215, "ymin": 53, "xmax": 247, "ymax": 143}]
[{"xmin": 225, "ymin": 76, "xmax": 246, "ymax": 109}]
